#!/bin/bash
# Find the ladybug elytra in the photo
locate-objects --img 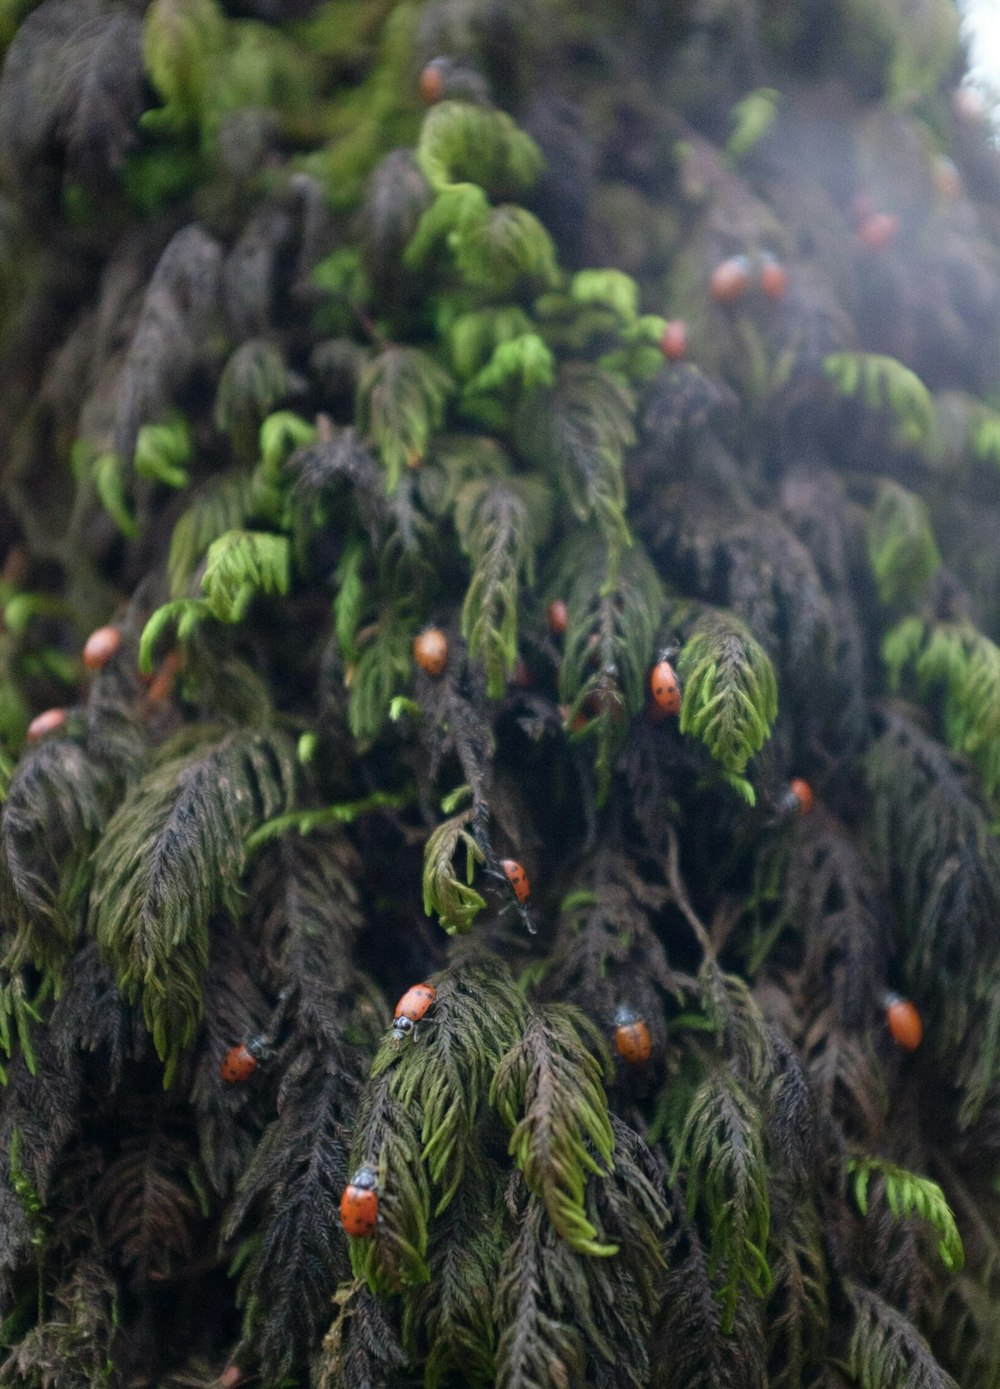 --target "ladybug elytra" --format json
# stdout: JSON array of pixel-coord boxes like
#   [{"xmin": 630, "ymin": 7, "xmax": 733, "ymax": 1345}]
[
  {"xmin": 759, "ymin": 254, "xmax": 788, "ymax": 301},
  {"xmin": 710, "ymin": 255, "xmax": 751, "ymax": 304},
  {"xmin": 650, "ymin": 660, "xmax": 681, "ymax": 715},
  {"xmin": 83, "ymin": 625, "xmax": 122, "ymax": 671},
  {"xmin": 501, "ymin": 859, "xmax": 530, "ymax": 904},
  {"xmin": 393, "ymin": 983, "xmax": 436, "ymax": 1039},
  {"xmin": 413, "ymin": 628, "xmax": 448, "ymax": 676},
  {"xmin": 660, "ymin": 320, "xmax": 688, "ymax": 361},
  {"xmin": 340, "ymin": 1163, "xmax": 379, "ymax": 1237},
  {"xmin": 220, "ymin": 1036, "xmax": 270, "ymax": 1083},
  {"xmin": 614, "ymin": 1006, "xmax": 652, "ymax": 1065},
  {"xmin": 26, "ymin": 708, "xmax": 67, "ymax": 742},
  {"xmin": 782, "ymin": 778, "xmax": 814, "ymax": 816},
  {"xmin": 885, "ymin": 993, "xmax": 922, "ymax": 1051},
  {"xmin": 547, "ymin": 599, "xmax": 568, "ymax": 635}
]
